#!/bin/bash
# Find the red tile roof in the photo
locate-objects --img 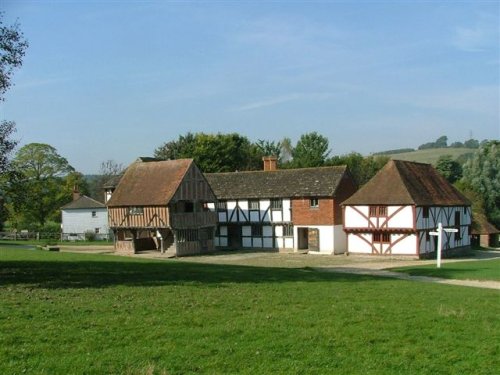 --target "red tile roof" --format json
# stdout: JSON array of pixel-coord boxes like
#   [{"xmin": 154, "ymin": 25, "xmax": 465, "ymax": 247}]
[
  {"xmin": 342, "ymin": 160, "xmax": 470, "ymax": 206},
  {"xmin": 106, "ymin": 159, "xmax": 193, "ymax": 207}
]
